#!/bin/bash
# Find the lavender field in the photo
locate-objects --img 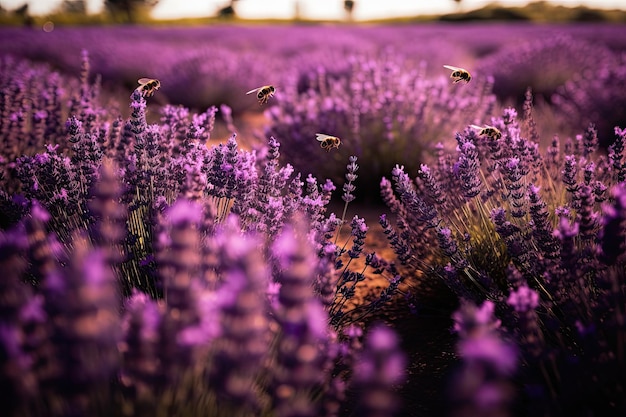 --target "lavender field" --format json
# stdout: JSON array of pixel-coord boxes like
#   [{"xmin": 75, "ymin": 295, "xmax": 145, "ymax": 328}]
[{"xmin": 1, "ymin": 23, "xmax": 626, "ymax": 417}]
